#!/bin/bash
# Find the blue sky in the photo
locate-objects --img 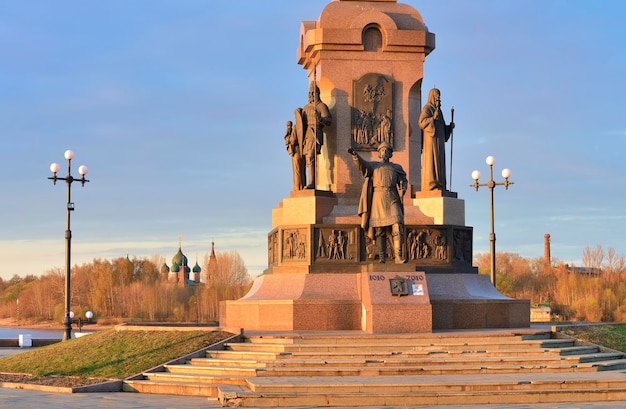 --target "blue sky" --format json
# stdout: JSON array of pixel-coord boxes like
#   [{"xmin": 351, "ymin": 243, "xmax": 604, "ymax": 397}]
[{"xmin": 1, "ymin": 0, "xmax": 625, "ymax": 280}]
